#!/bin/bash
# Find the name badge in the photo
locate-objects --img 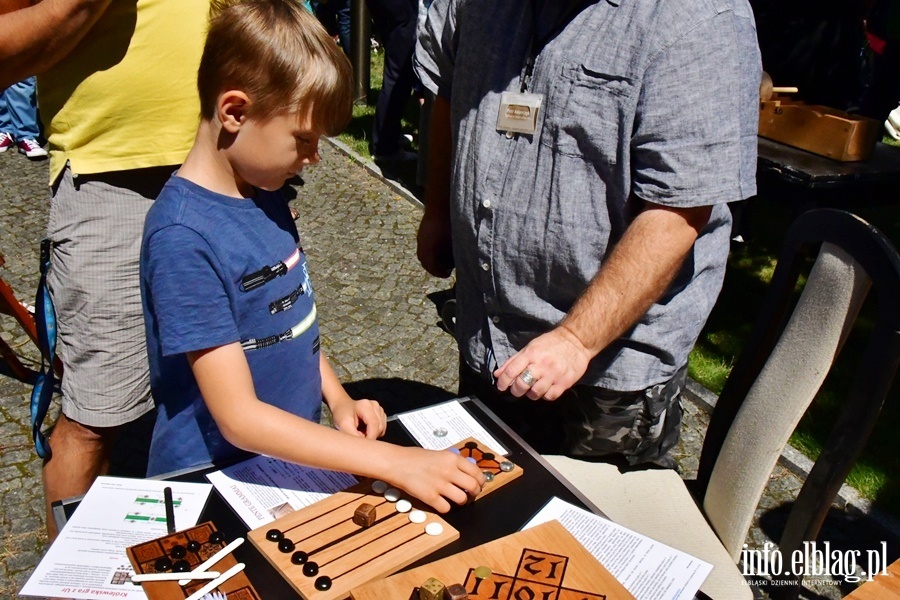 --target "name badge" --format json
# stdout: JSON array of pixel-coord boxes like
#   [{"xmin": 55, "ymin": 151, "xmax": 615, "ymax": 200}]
[{"xmin": 496, "ymin": 91, "xmax": 543, "ymax": 135}]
